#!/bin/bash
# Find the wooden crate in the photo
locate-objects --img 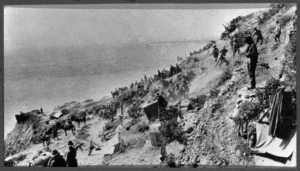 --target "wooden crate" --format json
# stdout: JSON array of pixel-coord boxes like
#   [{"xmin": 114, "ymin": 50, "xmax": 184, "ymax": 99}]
[{"xmin": 143, "ymin": 101, "xmax": 159, "ymax": 122}]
